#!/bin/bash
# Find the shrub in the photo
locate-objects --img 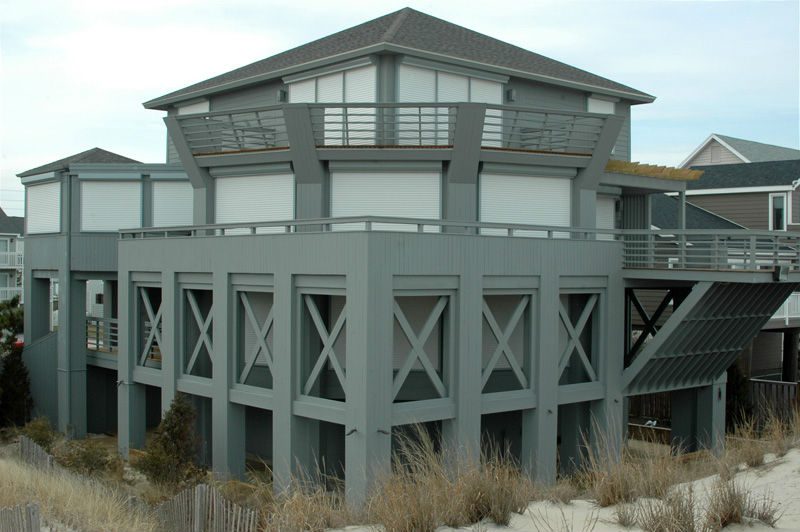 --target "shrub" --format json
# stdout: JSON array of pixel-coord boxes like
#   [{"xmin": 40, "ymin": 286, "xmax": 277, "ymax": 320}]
[
  {"xmin": 133, "ymin": 393, "xmax": 204, "ymax": 486},
  {"xmin": 637, "ymin": 487, "xmax": 698, "ymax": 532},
  {"xmin": 704, "ymin": 477, "xmax": 781, "ymax": 530},
  {"xmin": 615, "ymin": 503, "xmax": 637, "ymax": 528},
  {"xmin": 0, "ymin": 295, "xmax": 28, "ymax": 427},
  {"xmin": 20, "ymin": 416, "xmax": 57, "ymax": 452},
  {"xmin": 53, "ymin": 438, "xmax": 121, "ymax": 477},
  {"xmin": 729, "ymin": 418, "xmax": 765, "ymax": 468}
]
